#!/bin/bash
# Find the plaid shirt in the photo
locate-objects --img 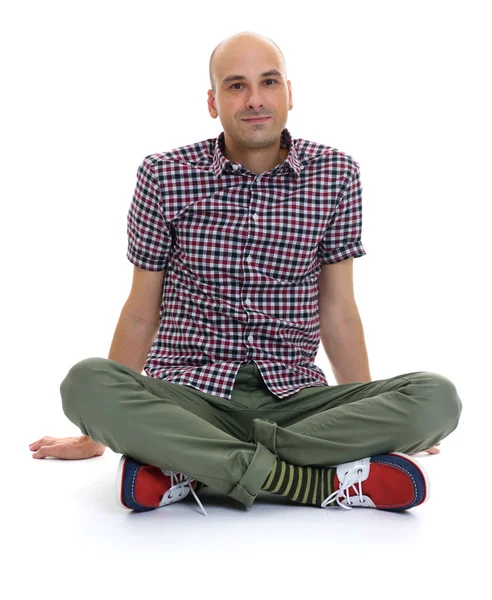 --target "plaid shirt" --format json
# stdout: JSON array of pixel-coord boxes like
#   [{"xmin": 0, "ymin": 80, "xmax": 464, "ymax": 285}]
[{"xmin": 127, "ymin": 127, "xmax": 366, "ymax": 400}]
